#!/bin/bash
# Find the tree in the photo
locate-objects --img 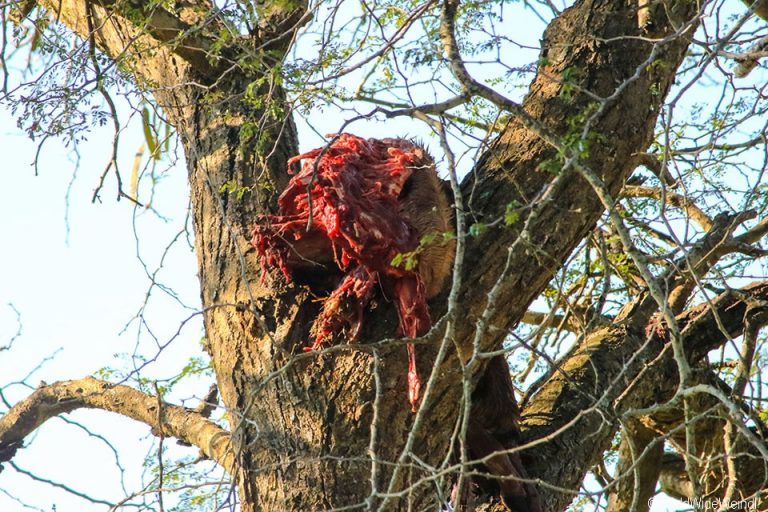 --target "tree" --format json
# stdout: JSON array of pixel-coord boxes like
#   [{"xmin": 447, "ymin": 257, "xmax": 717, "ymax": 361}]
[{"xmin": 2, "ymin": 0, "xmax": 768, "ymax": 510}]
